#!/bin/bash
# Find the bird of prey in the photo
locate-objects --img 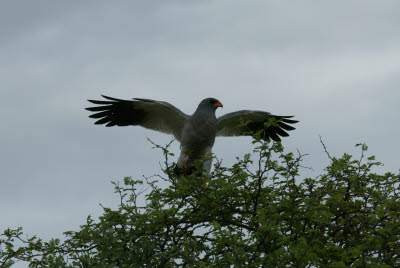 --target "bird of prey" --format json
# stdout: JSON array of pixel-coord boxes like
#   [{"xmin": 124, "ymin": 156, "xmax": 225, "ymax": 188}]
[{"xmin": 86, "ymin": 95, "xmax": 298, "ymax": 175}]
